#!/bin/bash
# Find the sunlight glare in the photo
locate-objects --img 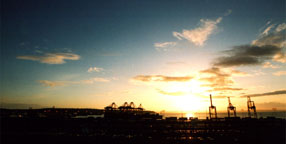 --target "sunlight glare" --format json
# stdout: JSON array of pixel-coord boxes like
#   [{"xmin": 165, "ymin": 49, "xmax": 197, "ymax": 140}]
[
  {"xmin": 186, "ymin": 113, "xmax": 194, "ymax": 118},
  {"xmin": 160, "ymin": 79, "xmax": 207, "ymax": 112}
]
